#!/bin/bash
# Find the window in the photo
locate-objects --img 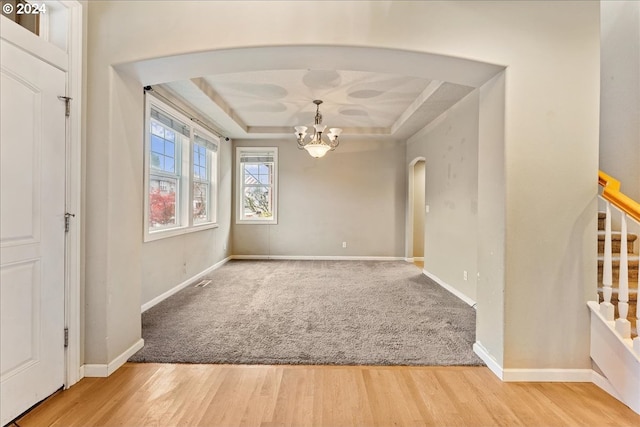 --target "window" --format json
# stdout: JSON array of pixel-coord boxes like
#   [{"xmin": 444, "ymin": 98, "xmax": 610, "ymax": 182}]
[
  {"xmin": 193, "ymin": 134, "xmax": 216, "ymax": 224},
  {"xmin": 144, "ymin": 95, "xmax": 219, "ymax": 241},
  {"xmin": 236, "ymin": 147, "xmax": 278, "ymax": 224}
]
